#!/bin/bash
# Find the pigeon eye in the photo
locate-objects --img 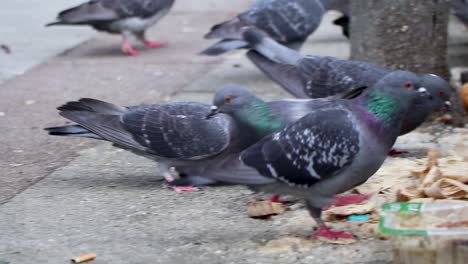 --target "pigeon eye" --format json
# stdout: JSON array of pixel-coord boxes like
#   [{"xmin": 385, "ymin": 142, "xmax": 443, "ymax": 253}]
[
  {"xmin": 224, "ymin": 96, "xmax": 233, "ymax": 103},
  {"xmin": 439, "ymin": 91, "xmax": 445, "ymax": 97},
  {"xmin": 404, "ymin": 82, "xmax": 413, "ymax": 89}
]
